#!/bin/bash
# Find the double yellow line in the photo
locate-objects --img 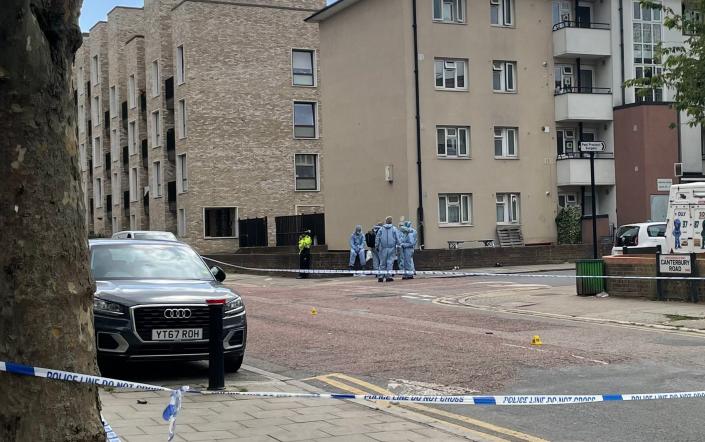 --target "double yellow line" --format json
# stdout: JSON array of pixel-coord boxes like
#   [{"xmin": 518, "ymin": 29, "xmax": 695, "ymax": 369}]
[{"xmin": 309, "ymin": 372, "xmax": 547, "ymax": 442}]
